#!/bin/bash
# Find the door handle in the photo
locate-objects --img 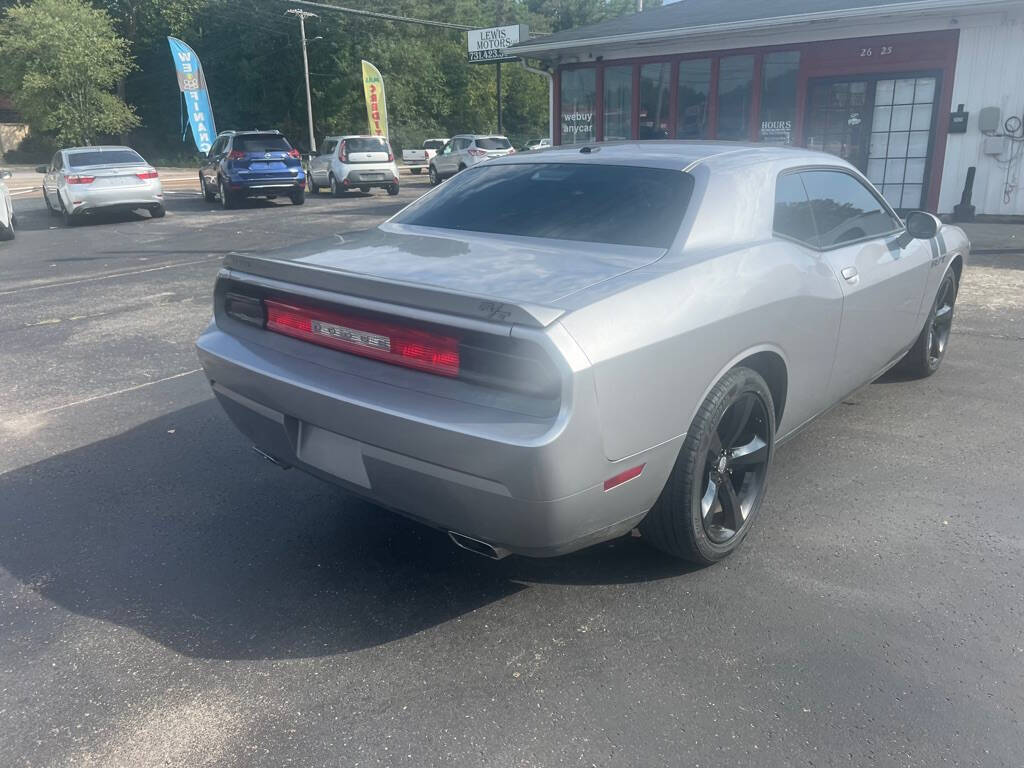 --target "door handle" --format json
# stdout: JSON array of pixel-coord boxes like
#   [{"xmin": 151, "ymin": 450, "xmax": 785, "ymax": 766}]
[{"xmin": 841, "ymin": 266, "xmax": 859, "ymax": 282}]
